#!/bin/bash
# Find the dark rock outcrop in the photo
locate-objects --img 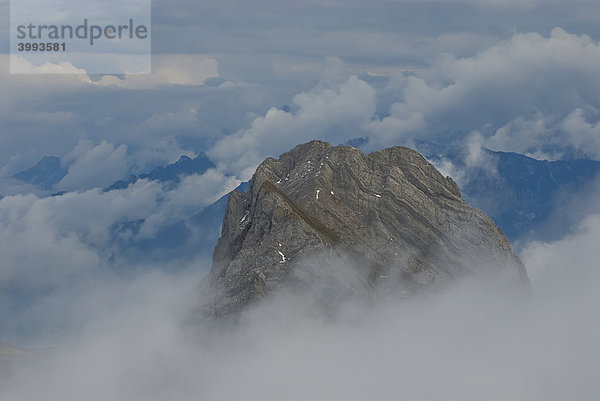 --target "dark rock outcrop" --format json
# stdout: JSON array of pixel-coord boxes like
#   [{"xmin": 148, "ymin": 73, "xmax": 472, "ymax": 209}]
[{"xmin": 198, "ymin": 141, "xmax": 529, "ymax": 317}]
